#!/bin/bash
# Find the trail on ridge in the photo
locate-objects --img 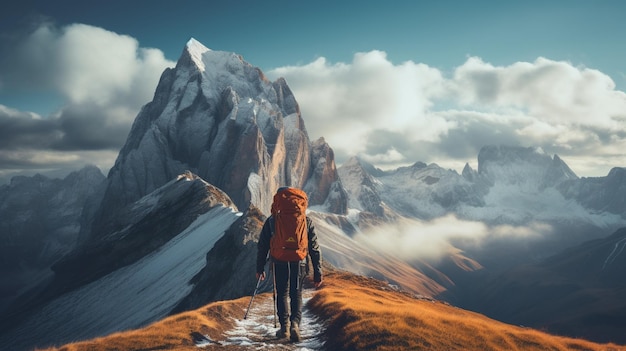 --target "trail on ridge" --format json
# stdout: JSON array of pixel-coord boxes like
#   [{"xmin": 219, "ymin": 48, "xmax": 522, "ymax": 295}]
[{"xmin": 195, "ymin": 289, "xmax": 324, "ymax": 350}]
